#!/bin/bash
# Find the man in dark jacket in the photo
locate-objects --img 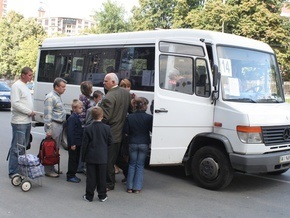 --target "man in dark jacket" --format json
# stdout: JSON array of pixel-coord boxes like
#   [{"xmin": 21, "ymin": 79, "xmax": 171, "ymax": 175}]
[
  {"xmin": 101, "ymin": 72, "xmax": 131, "ymax": 190},
  {"xmin": 82, "ymin": 107, "xmax": 112, "ymax": 202}
]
